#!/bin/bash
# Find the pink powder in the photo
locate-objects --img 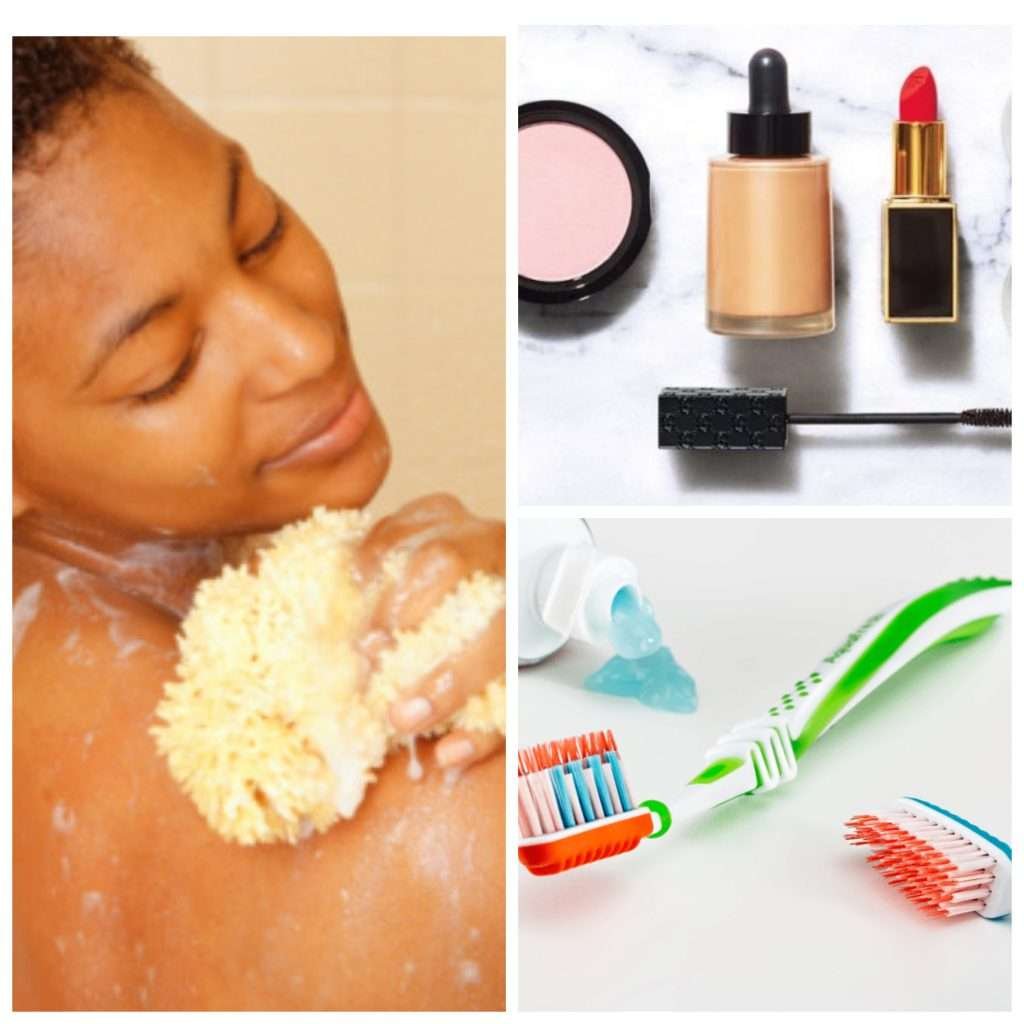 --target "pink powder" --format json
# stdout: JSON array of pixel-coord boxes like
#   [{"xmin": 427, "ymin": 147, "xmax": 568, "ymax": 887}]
[{"xmin": 519, "ymin": 122, "xmax": 633, "ymax": 283}]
